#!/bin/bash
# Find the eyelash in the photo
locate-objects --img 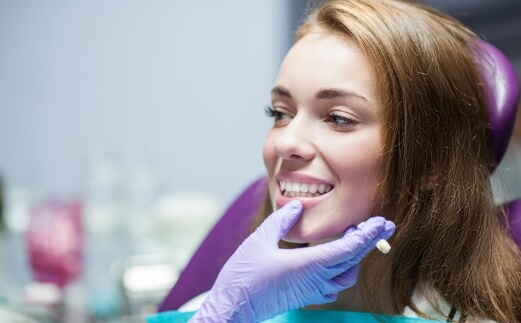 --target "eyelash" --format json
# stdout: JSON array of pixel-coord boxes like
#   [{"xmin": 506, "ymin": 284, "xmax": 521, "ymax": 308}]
[
  {"xmin": 326, "ymin": 112, "xmax": 359, "ymax": 127},
  {"xmin": 265, "ymin": 105, "xmax": 359, "ymax": 130},
  {"xmin": 264, "ymin": 105, "xmax": 280, "ymax": 118},
  {"xmin": 264, "ymin": 105, "xmax": 292, "ymax": 128}
]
